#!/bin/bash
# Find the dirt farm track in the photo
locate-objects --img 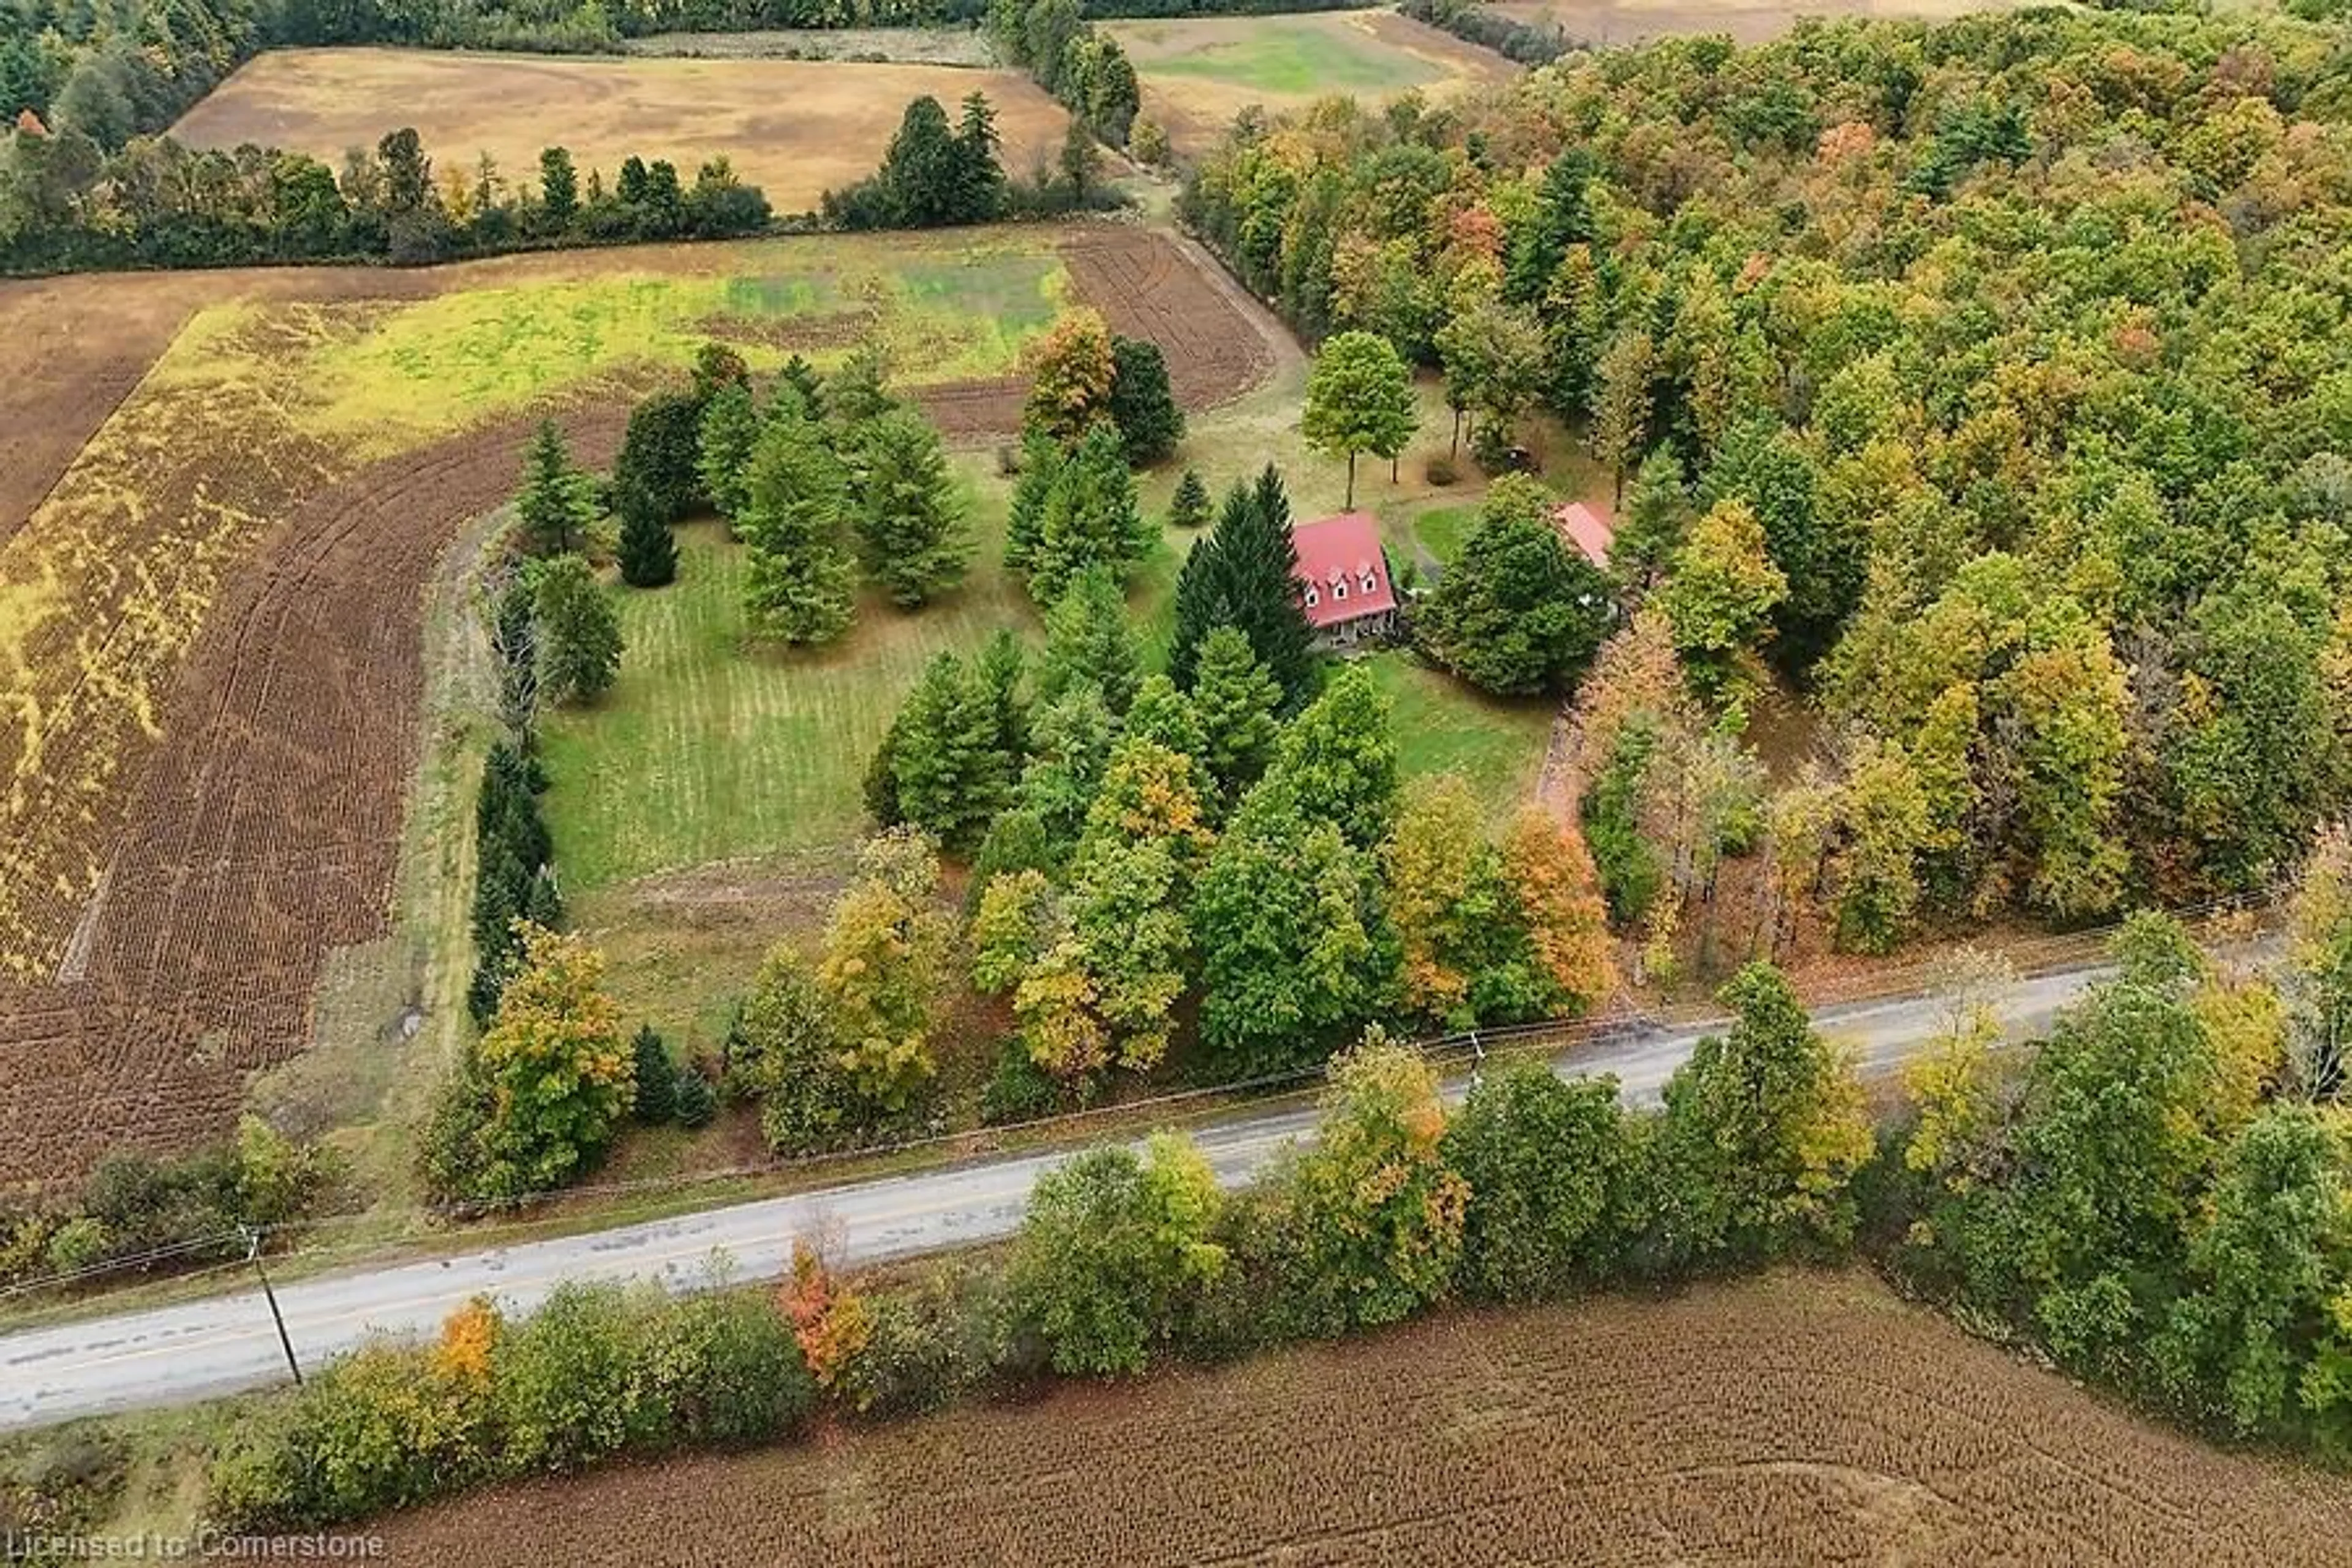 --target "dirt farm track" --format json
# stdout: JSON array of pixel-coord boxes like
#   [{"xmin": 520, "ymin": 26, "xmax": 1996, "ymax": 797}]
[{"xmin": 0, "ymin": 226, "xmax": 1274, "ymax": 1186}]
